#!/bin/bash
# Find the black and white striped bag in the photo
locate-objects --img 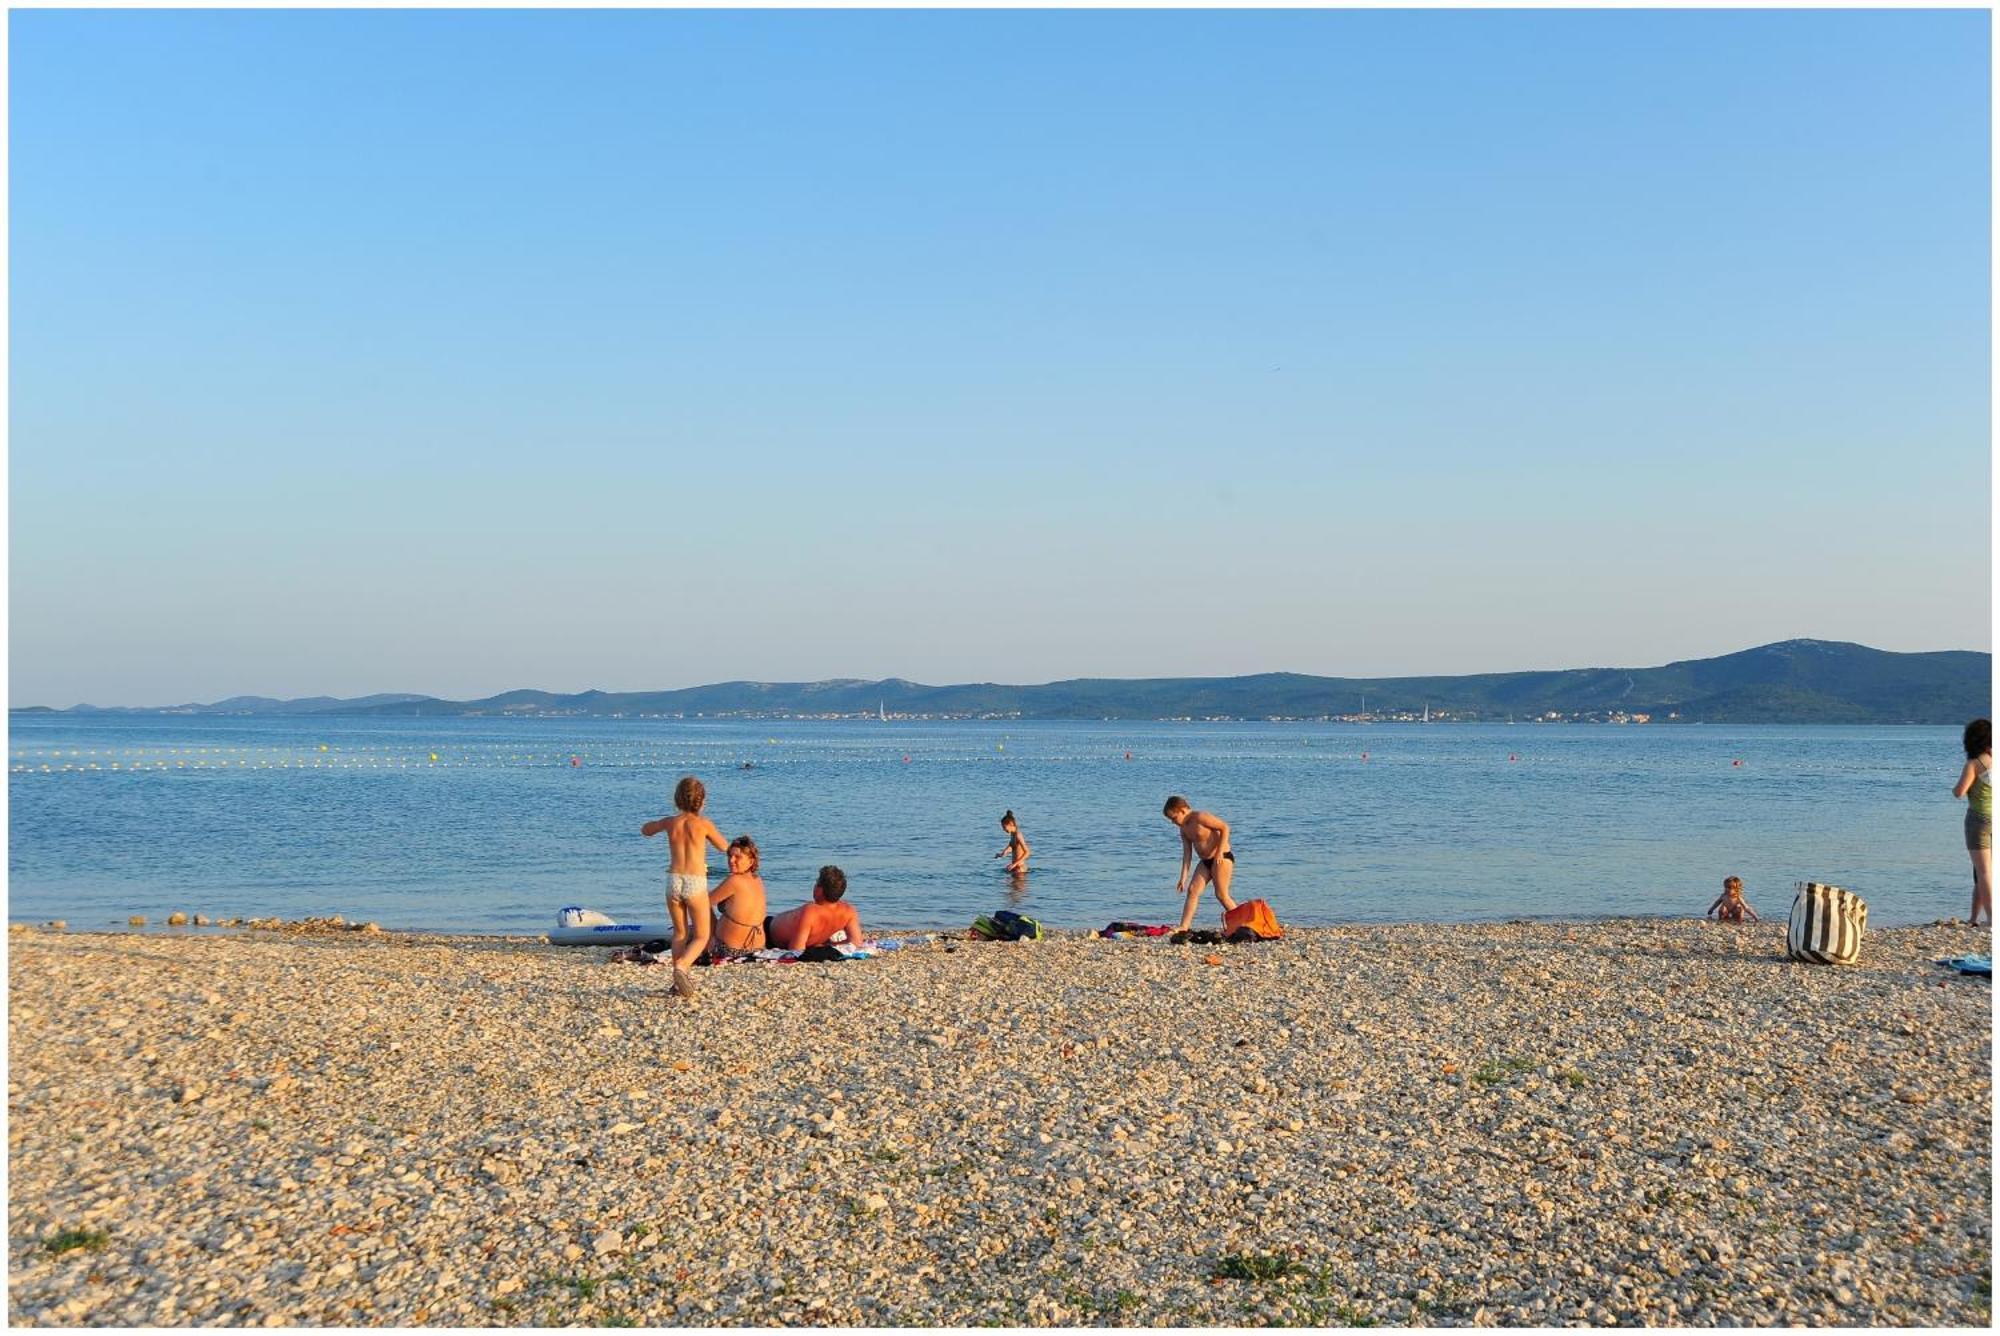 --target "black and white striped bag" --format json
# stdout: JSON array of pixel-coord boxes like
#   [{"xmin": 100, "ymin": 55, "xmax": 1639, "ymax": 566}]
[{"xmin": 1787, "ymin": 882, "xmax": 1867, "ymax": 965}]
